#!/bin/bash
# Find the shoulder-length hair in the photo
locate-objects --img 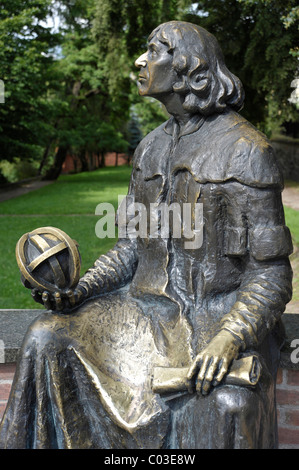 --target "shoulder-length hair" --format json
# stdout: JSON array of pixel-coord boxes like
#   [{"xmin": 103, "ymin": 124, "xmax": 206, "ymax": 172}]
[{"xmin": 148, "ymin": 21, "xmax": 245, "ymax": 116}]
